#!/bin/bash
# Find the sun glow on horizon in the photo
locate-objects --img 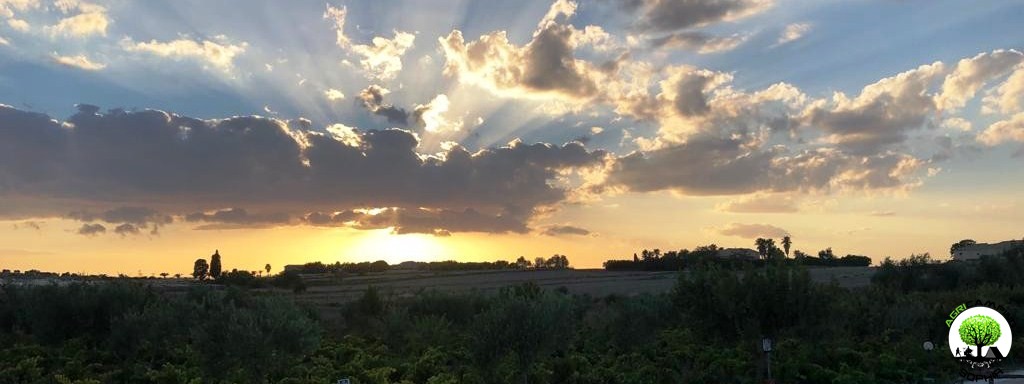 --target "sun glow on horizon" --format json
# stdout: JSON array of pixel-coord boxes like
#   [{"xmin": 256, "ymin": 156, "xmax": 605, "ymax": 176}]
[{"xmin": 349, "ymin": 229, "xmax": 450, "ymax": 265}]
